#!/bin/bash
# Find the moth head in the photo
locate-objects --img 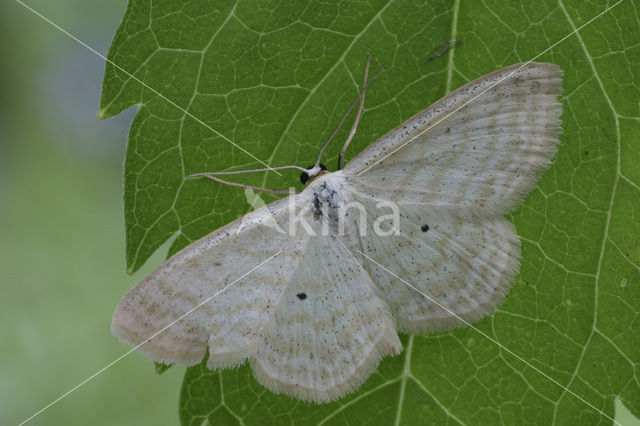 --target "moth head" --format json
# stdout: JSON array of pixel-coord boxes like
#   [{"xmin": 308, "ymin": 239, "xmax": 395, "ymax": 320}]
[{"xmin": 300, "ymin": 163, "xmax": 327, "ymax": 185}]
